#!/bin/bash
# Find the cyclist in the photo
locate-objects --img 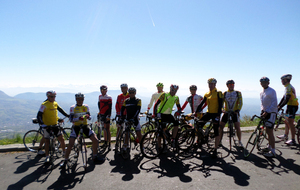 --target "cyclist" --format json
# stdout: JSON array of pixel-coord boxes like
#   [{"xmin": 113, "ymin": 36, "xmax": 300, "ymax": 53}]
[
  {"xmin": 181, "ymin": 85, "xmax": 206, "ymax": 120},
  {"xmin": 219, "ymin": 80, "xmax": 243, "ymax": 147},
  {"xmin": 147, "ymin": 82, "xmax": 164, "ymax": 112},
  {"xmin": 37, "ymin": 90, "xmax": 69, "ymax": 163},
  {"xmin": 260, "ymin": 77, "xmax": 277, "ymax": 158},
  {"xmin": 153, "ymin": 84, "xmax": 182, "ymax": 148},
  {"xmin": 60, "ymin": 93, "xmax": 104, "ymax": 168},
  {"xmin": 277, "ymin": 74, "xmax": 299, "ymax": 145},
  {"xmin": 194, "ymin": 78, "xmax": 223, "ymax": 158},
  {"xmin": 98, "ymin": 85, "xmax": 112, "ymax": 150},
  {"xmin": 114, "ymin": 83, "xmax": 129, "ymax": 150},
  {"xmin": 119, "ymin": 87, "xmax": 142, "ymax": 149}
]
